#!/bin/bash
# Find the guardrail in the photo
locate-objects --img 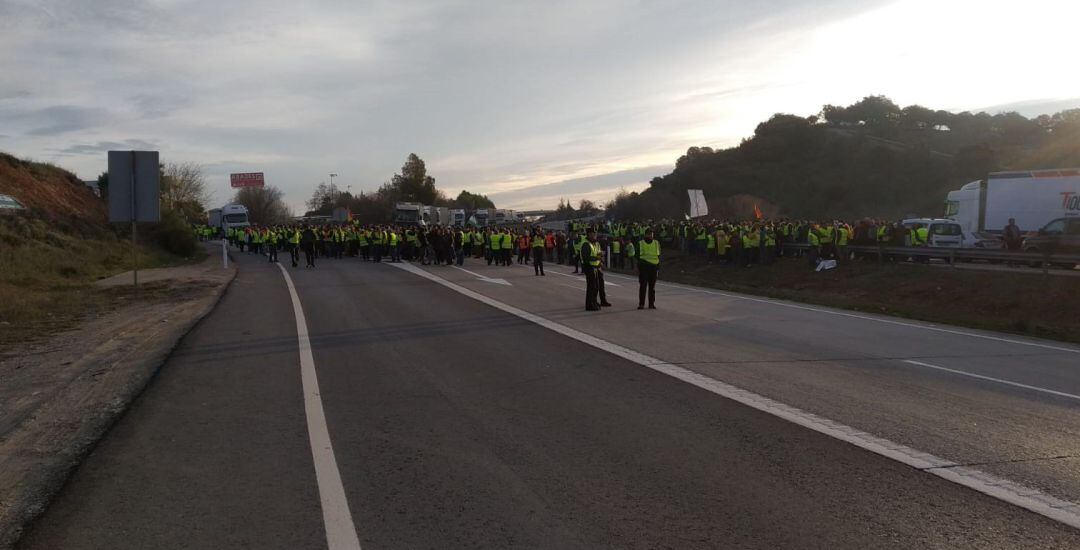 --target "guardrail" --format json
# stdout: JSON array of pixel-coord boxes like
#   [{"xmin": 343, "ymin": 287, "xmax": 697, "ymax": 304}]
[{"xmin": 779, "ymin": 243, "xmax": 1080, "ymax": 275}]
